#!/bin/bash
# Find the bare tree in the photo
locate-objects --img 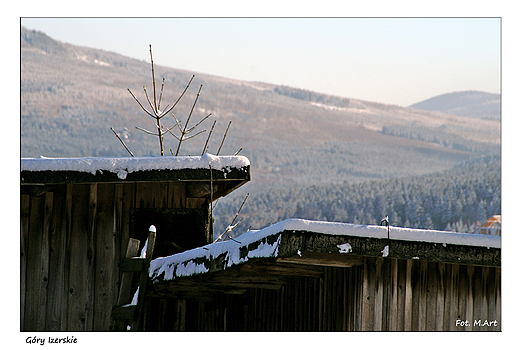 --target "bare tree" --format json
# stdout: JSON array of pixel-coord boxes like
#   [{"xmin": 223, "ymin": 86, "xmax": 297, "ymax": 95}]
[
  {"xmin": 117, "ymin": 45, "xmax": 210, "ymax": 156},
  {"xmin": 113, "ymin": 45, "xmax": 239, "ymax": 158},
  {"xmin": 167, "ymin": 84, "xmax": 211, "ymax": 156}
]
